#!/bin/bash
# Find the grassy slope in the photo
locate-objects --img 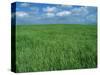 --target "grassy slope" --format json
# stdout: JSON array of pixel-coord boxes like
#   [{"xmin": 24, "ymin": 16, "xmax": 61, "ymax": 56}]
[{"xmin": 16, "ymin": 24, "xmax": 97, "ymax": 72}]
